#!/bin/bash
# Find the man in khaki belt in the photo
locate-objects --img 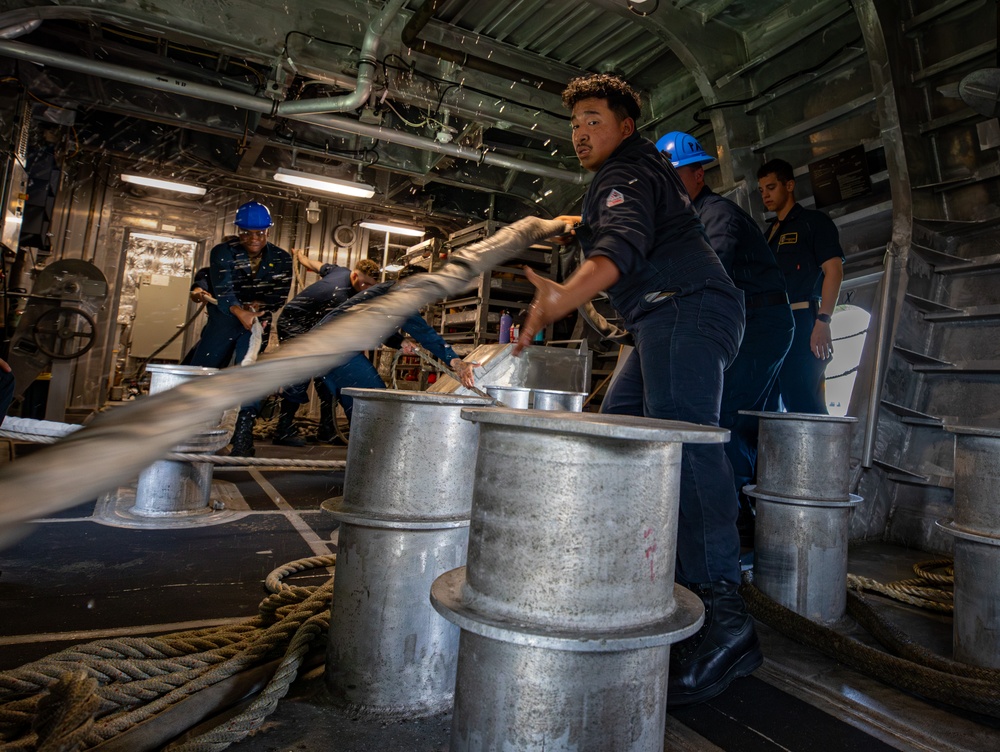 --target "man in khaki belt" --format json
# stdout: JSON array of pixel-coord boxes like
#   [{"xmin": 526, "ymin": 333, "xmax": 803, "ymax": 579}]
[{"xmin": 757, "ymin": 158, "xmax": 845, "ymax": 414}]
